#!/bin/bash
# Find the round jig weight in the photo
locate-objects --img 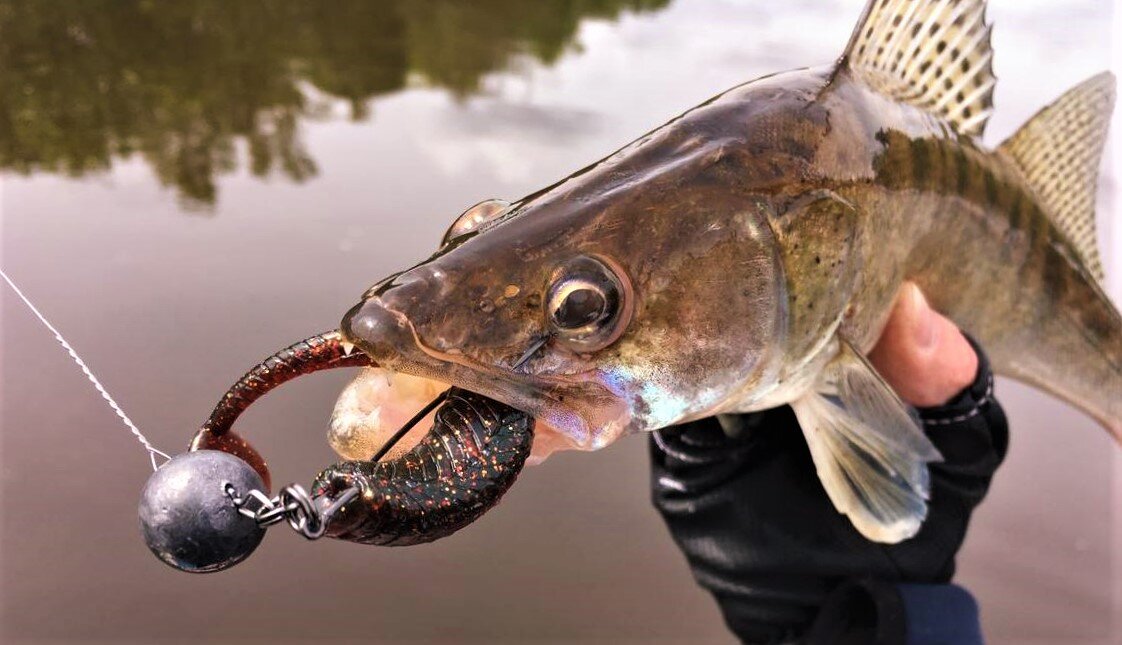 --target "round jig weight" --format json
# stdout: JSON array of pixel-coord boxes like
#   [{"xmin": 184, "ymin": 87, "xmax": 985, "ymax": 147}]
[{"xmin": 138, "ymin": 450, "xmax": 266, "ymax": 573}]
